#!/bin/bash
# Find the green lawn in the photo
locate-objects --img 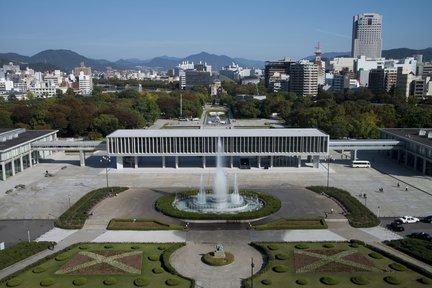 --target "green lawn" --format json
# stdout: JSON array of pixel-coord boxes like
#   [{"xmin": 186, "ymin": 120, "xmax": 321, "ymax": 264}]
[
  {"xmin": 243, "ymin": 242, "xmax": 431, "ymax": 288},
  {"xmin": 252, "ymin": 217, "xmax": 327, "ymax": 230},
  {"xmin": 0, "ymin": 243, "xmax": 193, "ymax": 288},
  {"xmin": 0, "ymin": 242, "xmax": 54, "ymax": 271},
  {"xmin": 107, "ymin": 218, "xmax": 185, "ymax": 231}
]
